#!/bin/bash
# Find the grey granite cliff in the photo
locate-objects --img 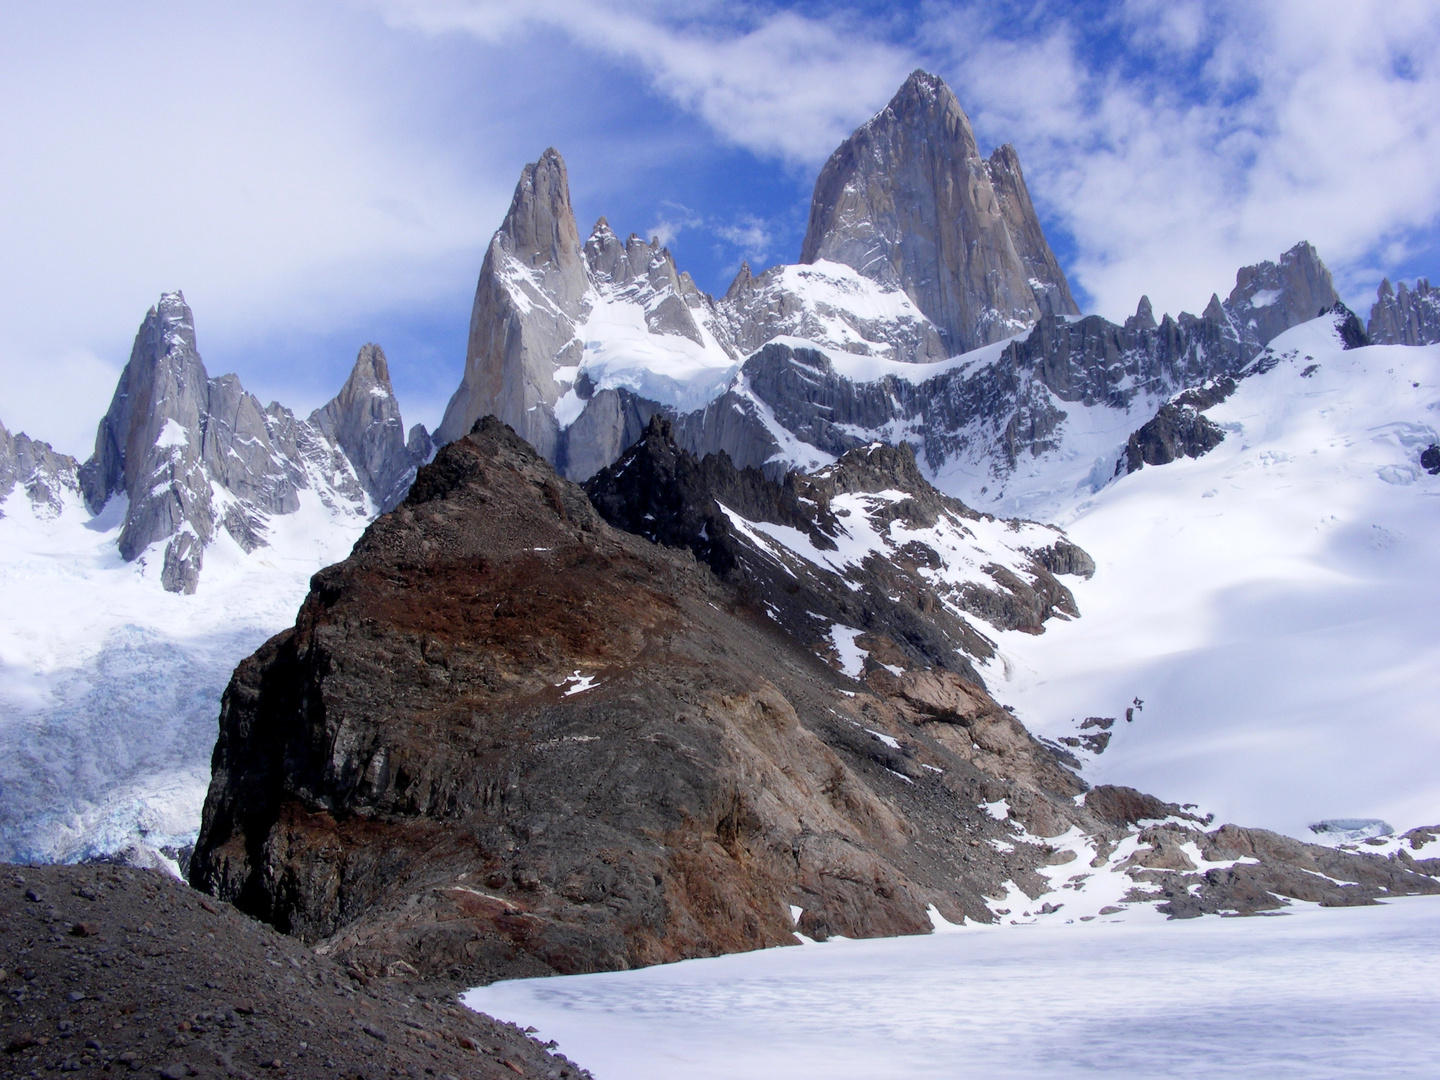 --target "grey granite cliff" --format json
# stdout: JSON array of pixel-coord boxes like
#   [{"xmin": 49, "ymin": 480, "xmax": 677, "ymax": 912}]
[
  {"xmin": 311, "ymin": 343, "xmax": 431, "ymax": 512},
  {"xmin": 433, "ymin": 75, "xmax": 1344, "ymax": 502},
  {"xmin": 434, "ymin": 148, "xmax": 588, "ymax": 454},
  {"xmin": 74, "ymin": 293, "xmax": 422, "ymax": 592},
  {"xmin": 660, "ymin": 242, "xmax": 1343, "ymax": 487},
  {"xmin": 0, "ymin": 420, "xmax": 81, "ymax": 519},
  {"xmin": 79, "ymin": 293, "xmax": 222, "ymax": 591},
  {"xmin": 1223, "ymin": 241, "xmax": 1338, "ymax": 354},
  {"xmin": 799, "ymin": 70, "xmax": 1079, "ymax": 353},
  {"xmin": 1367, "ymin": 277, "xmax": 1440, "ymax": 345}
]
